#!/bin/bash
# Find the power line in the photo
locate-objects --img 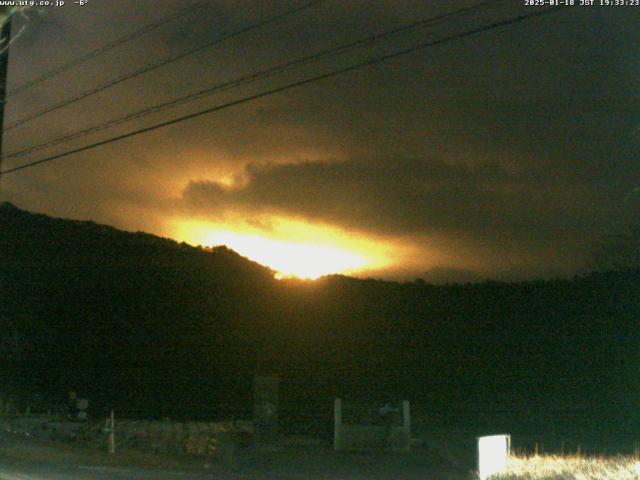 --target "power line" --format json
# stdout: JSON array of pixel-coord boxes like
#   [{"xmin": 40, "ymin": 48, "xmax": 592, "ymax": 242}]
[
  {"xmin": 0, "ymin": 6, "xmax": 568, "ymax": 177},
  {"xmin": 4, "ymin": 0, "xmax": 326, "ymax": 131},
  {"xmin": 8, "ymin": 0, "xmax": 215, "ymax": 98},
  {"xmin": 3, "ymin": 0, "xmax": 501, "ymax": 163}
]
